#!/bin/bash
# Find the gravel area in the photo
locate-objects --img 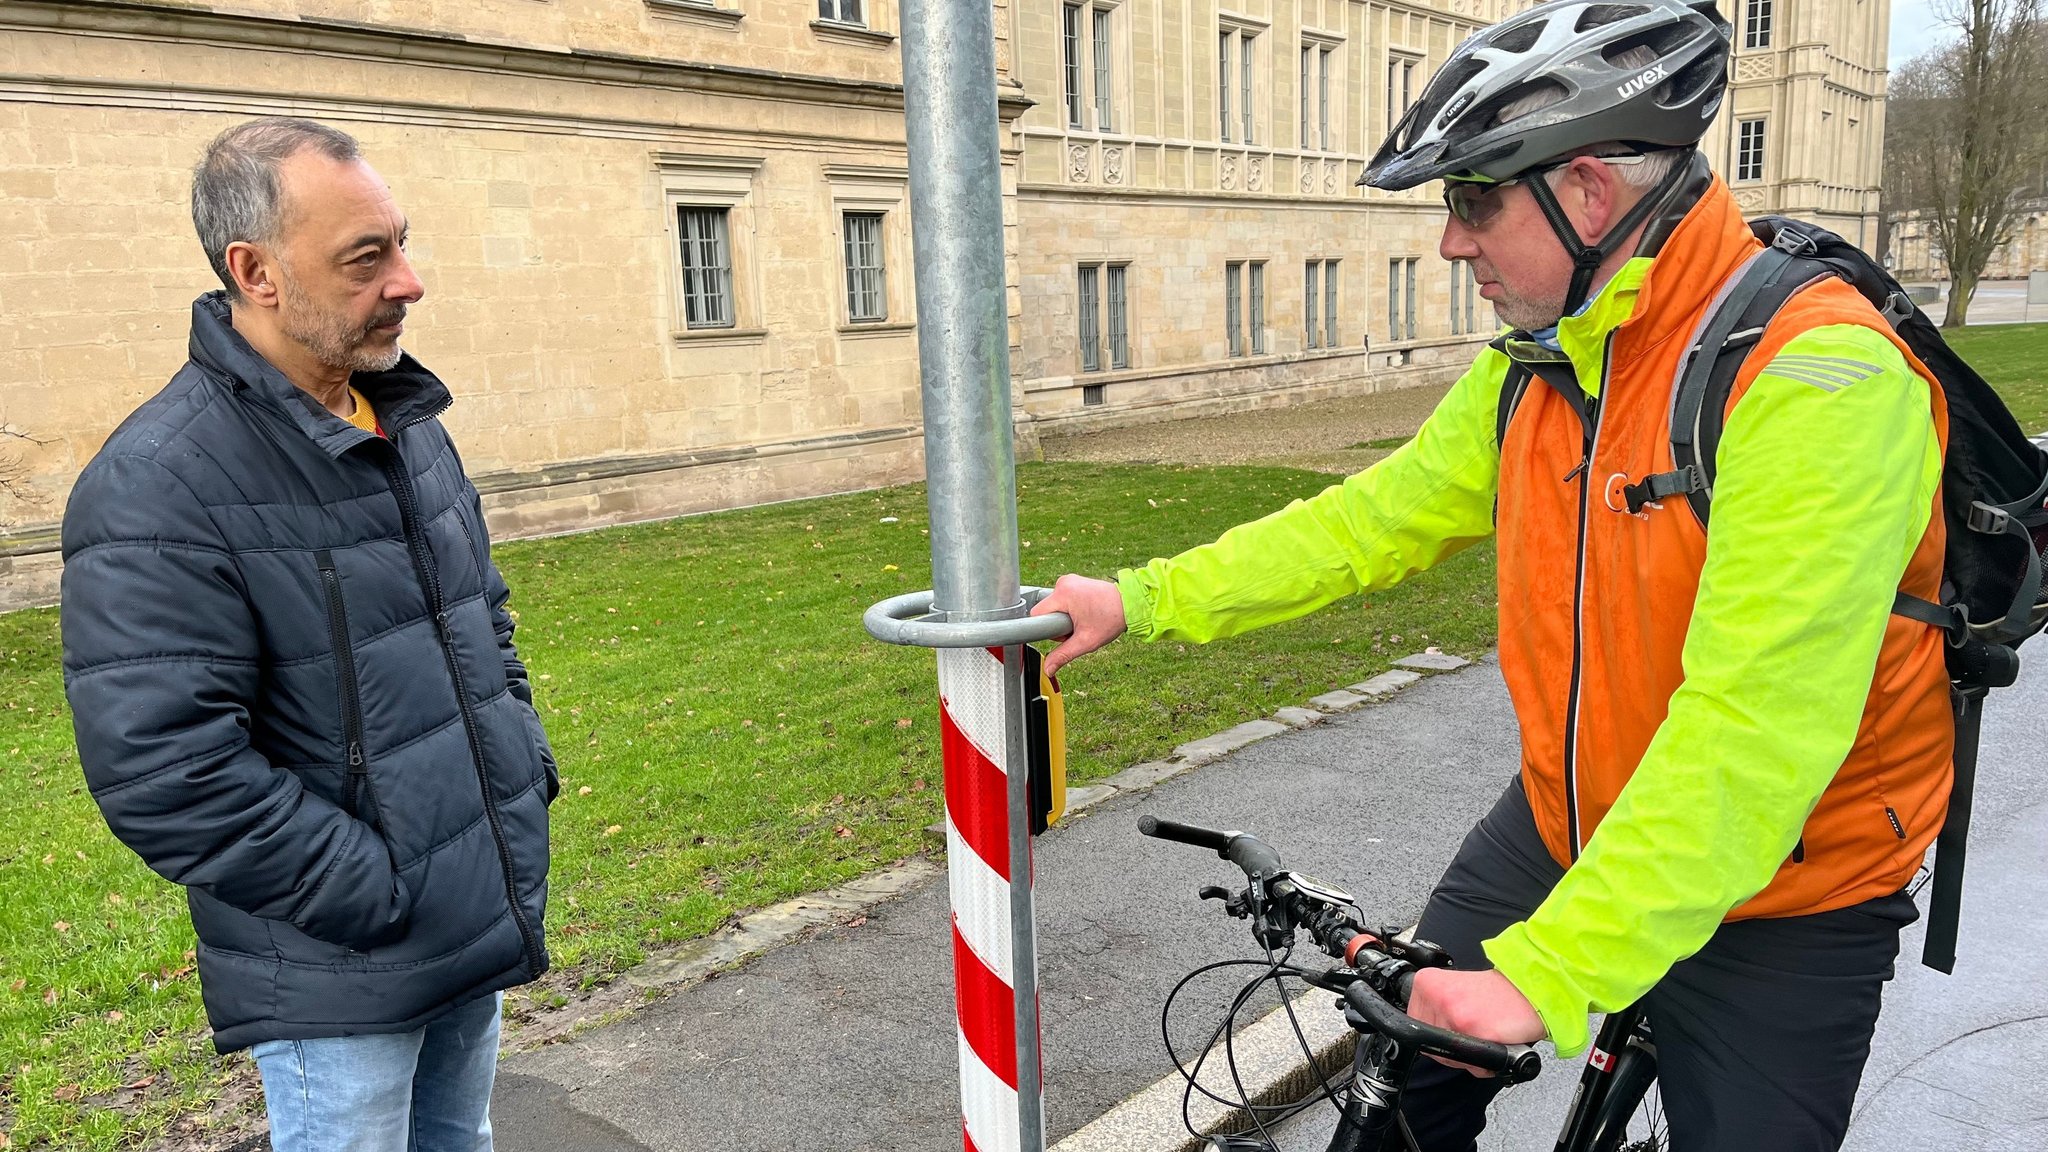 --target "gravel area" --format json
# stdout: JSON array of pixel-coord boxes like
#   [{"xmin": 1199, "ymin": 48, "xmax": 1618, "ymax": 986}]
[{"xmin": 1036, "ymin": 382, "xmax": 1455, "ymax": 474}]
